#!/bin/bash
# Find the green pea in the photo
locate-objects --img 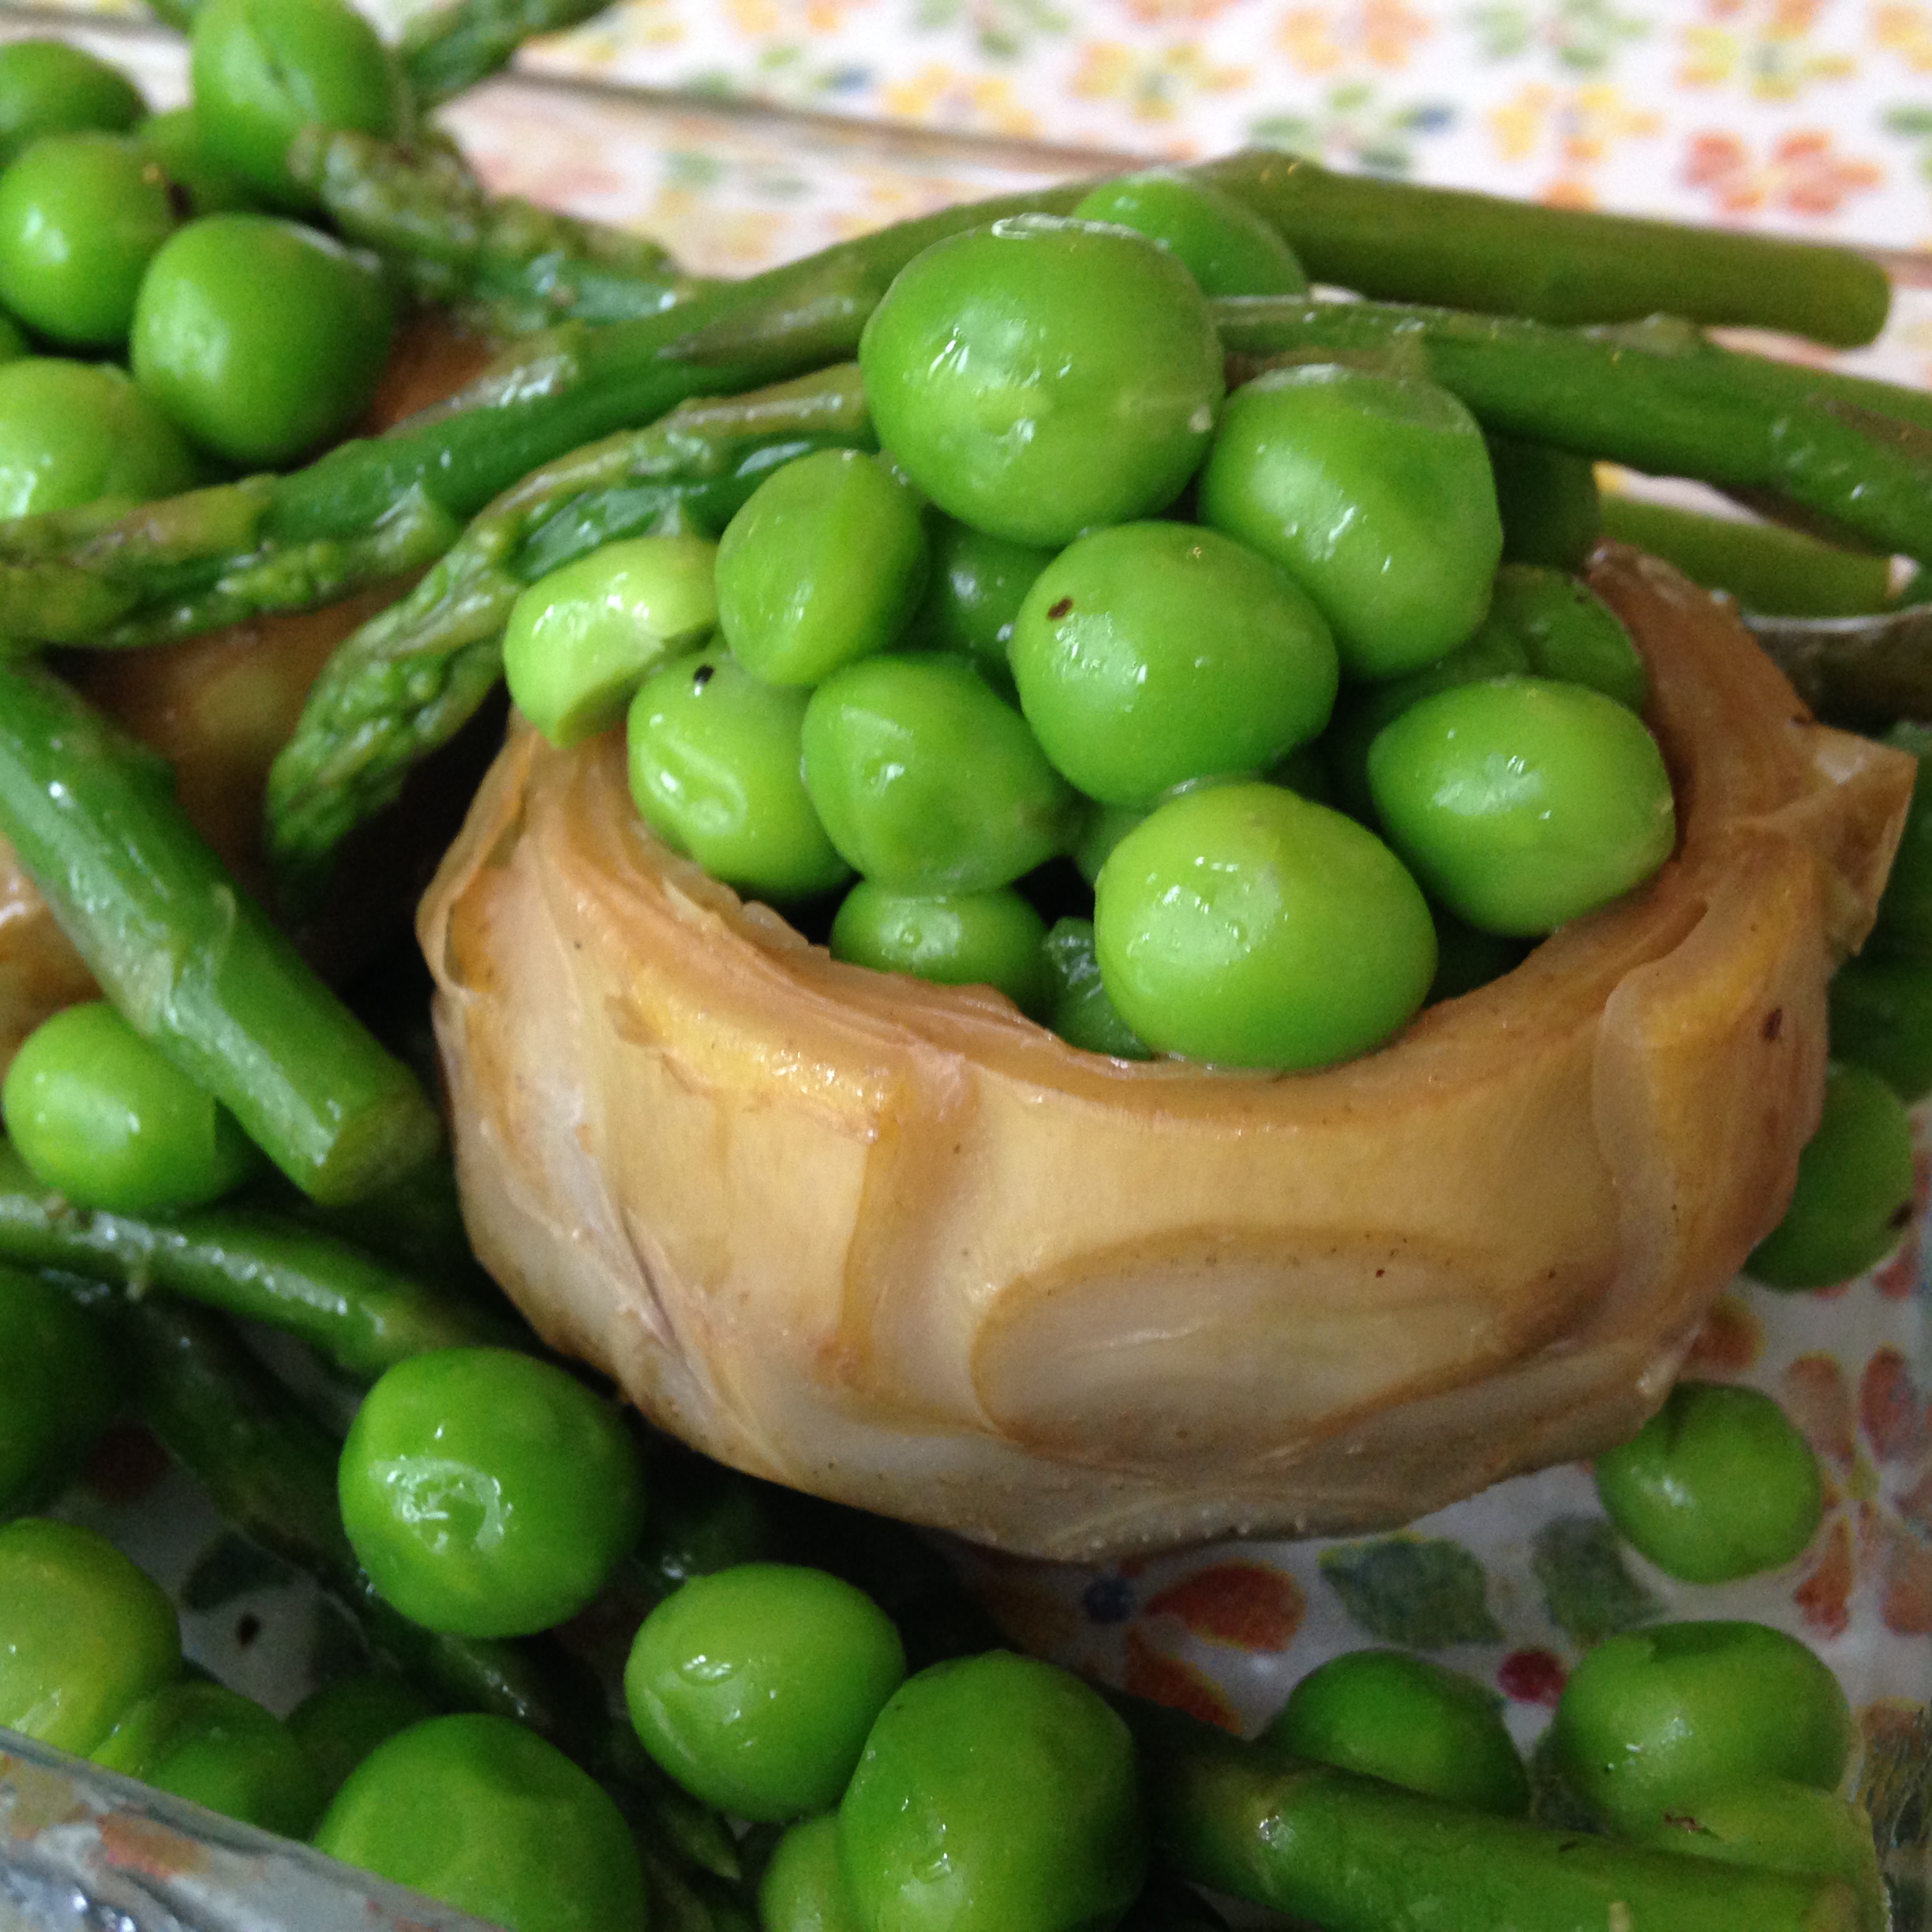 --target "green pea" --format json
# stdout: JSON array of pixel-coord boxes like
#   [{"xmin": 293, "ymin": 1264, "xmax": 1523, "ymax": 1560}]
[
  {"xmin": 1324, "ymin": 625, "xmax": 1533, "ymax": 825},
  {"xmin": 287, "ymin": 1670, "xmax": 437, "ymax": 1803},
  {"xmin": 0, "ymin": 39, "xmax": 144, "ymax": 168},
  {"xmin": 1747, "ymin": 1061, "xmax": 1916, "ymax": 1290},
  {"xmin": 0, "ymin": 1267, "xmax": 118, "ymax": 1514},
  {"xmin": 1869, "ymin": 722, "xmax": 1932, "ymax": 961},
  {"xmin": 132, "ymin": 212, "xmax": 392, "ymax": 467},
  {"xmin": 1199, "ymin": 363, "xmax": 1503, "ymax": 680},
  {"xmin": 1368, "ymin": 678, "xmax": 1676, "ymax": 937},
  {"xmin": 1043, "ymin": 916, "xmax": 1150, "ymax": 1059},
  {"xmin": 1595, "ymin": 1380, "xmax": 1822, "ymax": 1584},
  {"xmin": 840, "ymin": 1651, "xmax": 1145, "ymax": 1932},
  {"xmin": 1488, "ymin": 434, "xmax": 1602, "ymax": 572},
  {"xmin": 1470, "ymin": 564, "xmax": 1648, "ymax": 711},
  {"xmin": 1632, "ymin": 1781, "xmax": 1886, "ymax": 1932},
  {"xmin": 0, "ymin": 1517, "xmax": 182, "ymax": 1756},
  {"xmin": 1095, "ymin": 781, "xmax": 1436, "ymax": 1071},
  {"xmin": 0, "ymin": 132, "xmax": 175, "ymax": 347},
  {"xmin": 339, "ymin": 1346, "xmax": 646, "ymax": 1639},
  {"xmin": 859, "ymin": 215, "xmax": 1224, "ymax": 547},
  {"xmin": 1264, "ymin": 1649, "xmax": 1530, "ymax": 1818},
  {"xmin": 716, "ymin": 449, "xmax": 929, "ymax": 686},
  {"xmin": 1009, "ymin": 520, "xmax": 1338, "ymax": 807},
  {"xmin": 1829, "ymin": 950, "xmax": 1932, "ymax": 1102},
  {"xmin": 94, "ymin": 1679, "xmax": 324, "ymax": 1838},
  {"xmin": 758, "ymin": 1814, "xmax": 864, "ymax": 1932},
  {"xmin": 904, "ymin": 516, "xmax": 1052, "ymax": 688},
  {"xmin": 1071, "ymin": 168, "xmax": 1308, "ymax": 298},
  {"xmin": 137, "ymin": 106, "xmax": 261, "ymax": 216},
  {"xmin": 1073, "ymin": 765, "xmax": 1318, "ymax": 887},
  {"xmin": 1549, "ymin": 1620, "xmax": 1853, "ymax": 1835},
  {"xmin": 801, "ymin": 654, "xmax": 1077, "ymax": 893},
  {"xmin": 190, "ymin": 0, "xmax": 402, "ymax": 208},
  {"xmin": 0, "ymin": 358, "xmax": 199, "ymax": 519},
  {"xmin": 830, "ymin": 881, "xmax": 1050, "ymax": 1018},
  {"xmin": 627, "ymin": 645, "xmax": 851, "ymax": 902},
  {"xmin": 625, "ymin": 1563, "xmax": 905, "ymax": 1823},
  {"xmin": 506, "ymin": 534, "xmax": 719, "ymax": 748},
  {"xmin": 4, "ymin": 1001, "xmax": 257, "ymax": 1213},
  {"xmin": 313, "ymin": 1714, "xmax": 646, "ymax": 1932}
]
